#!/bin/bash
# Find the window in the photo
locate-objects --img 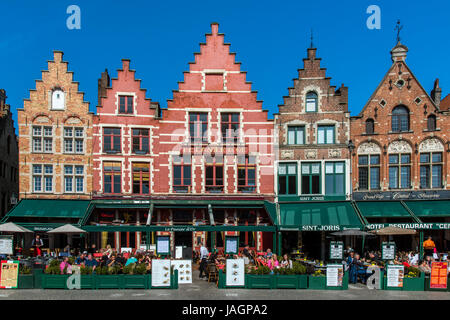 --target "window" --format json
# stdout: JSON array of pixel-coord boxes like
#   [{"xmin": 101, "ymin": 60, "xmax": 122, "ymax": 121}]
[
  {"xmin": 301, "ymin": 163, "xmax": 321, "ymax": 194},
  {"xmin": 64, "ymin": 127, "xmax": 84, "ymax": 154},
  {"xmin": 51, "ymin": 89, "xmax": 65, "ymax": 110},
  {"xmin": 358, "ymin": 155, "xmax": 380, "ymax": 190},
  {"xmin": 365, "ymin": 119, "xmax": 374, "ymax": 134},
  {"xmin": 205, "ymin": 157, "xmax": 223, "ymax": 192},
  {"xmin": 427, "ymin": 115, "xmax": 436, "ymax": 131},
  {"xmin": 32, "ymin": 126, "xmax": 52, "ymax": 153},
  {"xmin": 132, "ymin": 163, "xmax": 150, "ymax": 194},
  {"xmin": 237, "ymin": 155, "xmax": 256, "ymax": 193},
  {"xmin": 64, "ymin": 165, "xmax": 84, "ymax": 193},
  {"xmin": 173, "ymin": 156, "xmax": 192, "ymax": 193},
  {"xmin": 221, "ymin": 113, "xmax": 240, "ymax": 143},
  {"xmin": 317, "ymin": 125, "xmax": 335, "ymax": 144},
  {"xmin": 389, "ymin": 154, "xmax": 411, "ymax": 189},
  {"xmin": 103, "ymin": 162, "xmax": 121, "ymax": 194},
  {"xmin": 103, "ymin": 128, "xmax": 121, "ymax": 153},
  {"xmin": 119, "ymin": 95, "xmax": 134, "ymax": 114},
  {"xmin": 420, "ymin": 153, "xmax": 442, "ymax": 189},
  {"xmin": 392, "ymin": 105, "xmax": 409, "ymax": 132},
  {"xmin": 132, "ymin": 129, "xmax": 150, "ymax": 154},
  {"xmin": 32, "ymin": 164, "xmax": 53, "ymax": 193},
  {"xmin": 287, "ymin": 126, "xmax": 305, "ymax": 145},
  {"xmin": 278, "ymin": 163, "xmax": 297, "ymax": 195},
  {"xmin": 305, "ymin": 91, "xmax": 318, "ymax": 112},
  {"xmin": 325, "ymin": 162, "xmax": 345, "ymax": 196},
  {"xmin": 189, "ymin": 113, "xmax": 208, "ymax": 143}
]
